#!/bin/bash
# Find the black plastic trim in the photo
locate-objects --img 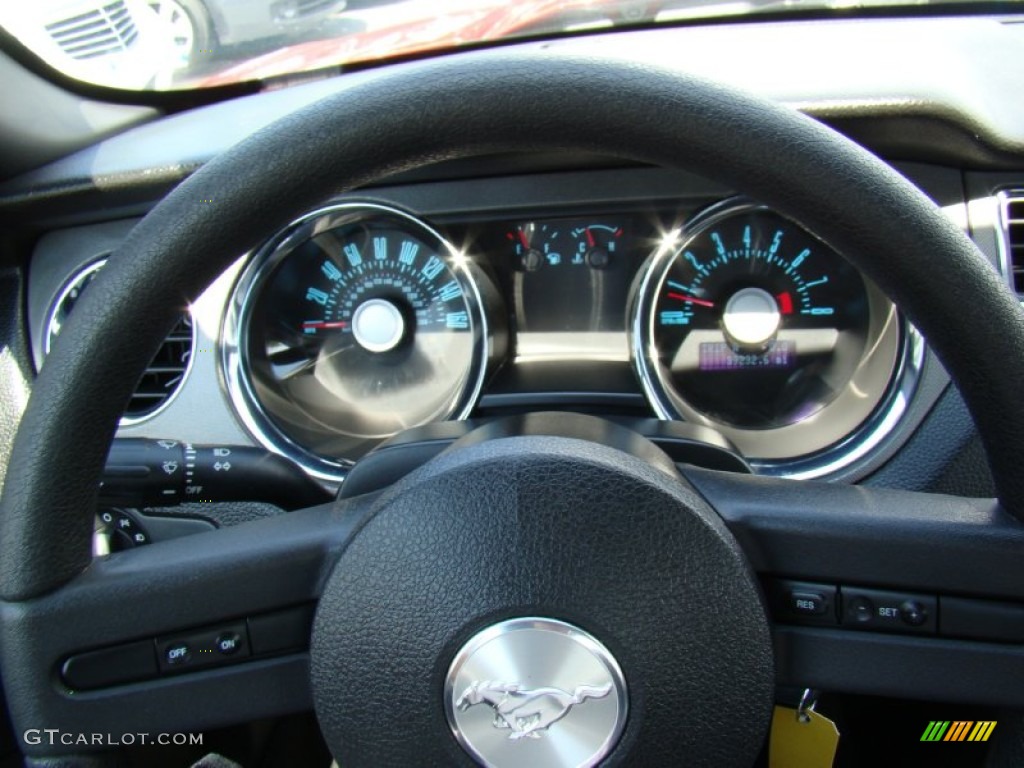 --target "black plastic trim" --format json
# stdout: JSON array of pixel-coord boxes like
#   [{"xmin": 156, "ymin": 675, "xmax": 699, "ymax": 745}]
[
  {"xmin": 774, "ymin": 625, "xmax": 1024, "ymax": 708},
  {"xmin": 687, "ymin": 467, "xmax": 1024, "ymax": 599}
]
